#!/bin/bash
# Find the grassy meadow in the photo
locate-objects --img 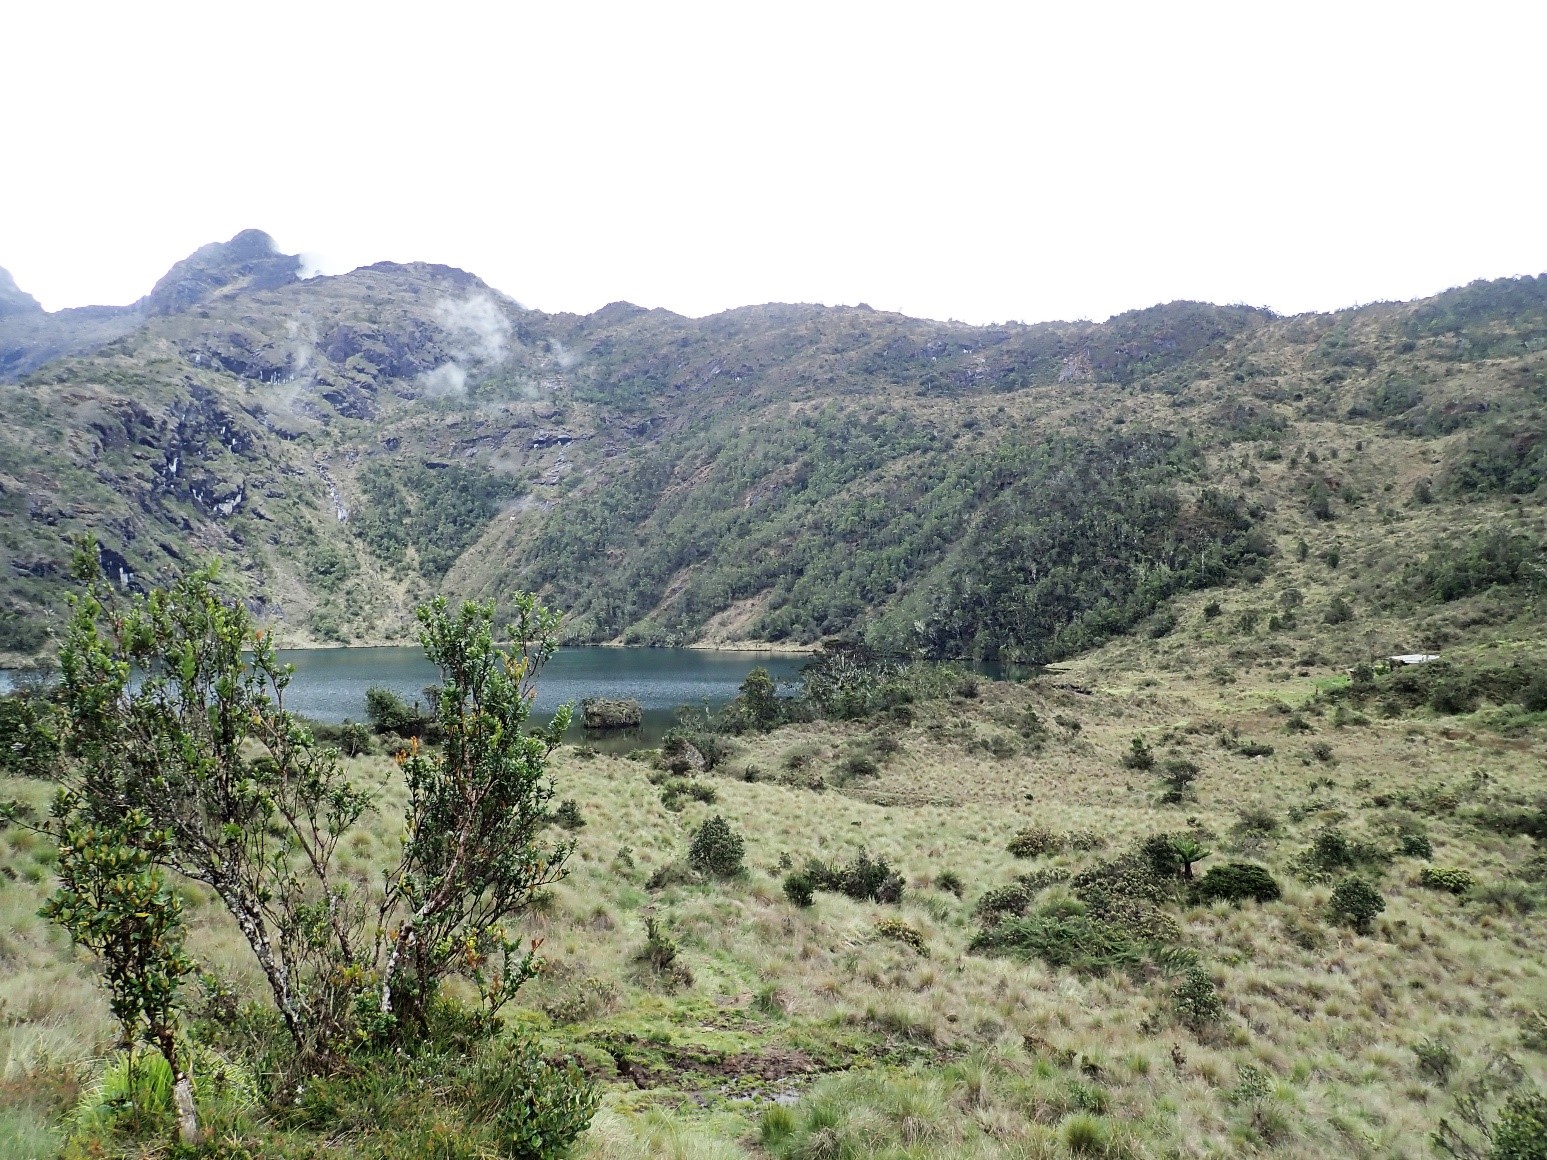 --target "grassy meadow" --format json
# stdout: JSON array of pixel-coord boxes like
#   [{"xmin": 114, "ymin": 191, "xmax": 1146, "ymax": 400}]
[{"xmin": 4, "ymin": 571, "xmax": 1545, "ymax": 1158}]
